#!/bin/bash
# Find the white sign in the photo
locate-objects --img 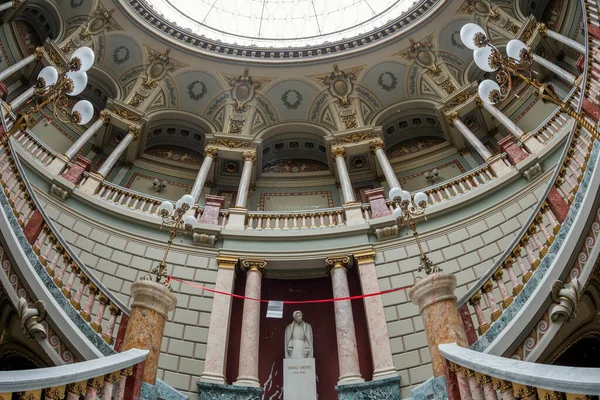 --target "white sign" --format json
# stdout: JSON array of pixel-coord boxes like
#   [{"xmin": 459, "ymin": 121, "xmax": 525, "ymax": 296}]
[{"xmin": 266, "ymin": 300, "xmax": 284, "ymax": 318}]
